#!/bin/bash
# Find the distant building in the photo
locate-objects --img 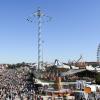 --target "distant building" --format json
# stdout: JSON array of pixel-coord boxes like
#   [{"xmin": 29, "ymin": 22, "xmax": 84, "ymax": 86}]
[{"xmin": 62, "ymin": 69, "xmax": 97, "ymax": 82}]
